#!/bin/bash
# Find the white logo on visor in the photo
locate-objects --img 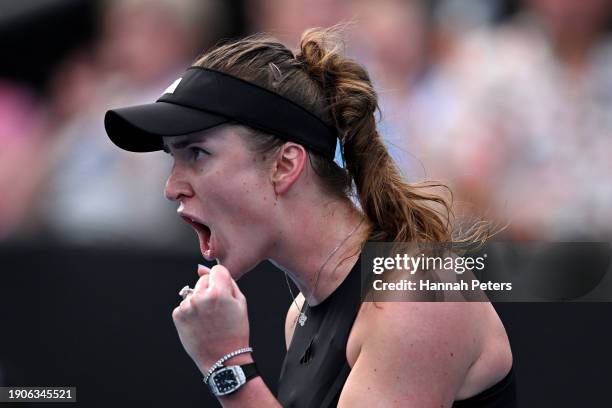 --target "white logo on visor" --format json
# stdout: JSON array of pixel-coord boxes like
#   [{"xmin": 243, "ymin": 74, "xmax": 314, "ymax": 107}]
[{"xmin": 162, "ymin": 78, "xmax": 182, "ymax": 95}]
